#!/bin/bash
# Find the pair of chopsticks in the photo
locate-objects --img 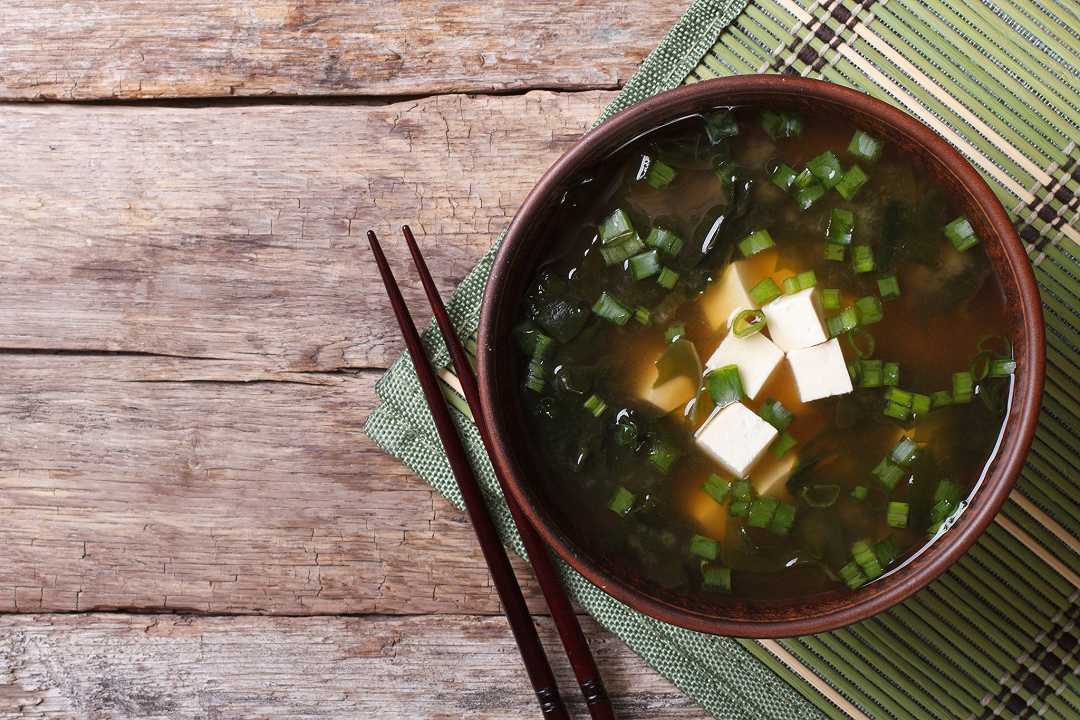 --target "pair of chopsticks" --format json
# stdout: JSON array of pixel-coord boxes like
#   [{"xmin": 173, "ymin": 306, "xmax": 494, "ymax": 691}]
[{"xmin": 368, "ymin": 226, "xmax": 616, "ymax": 720}]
